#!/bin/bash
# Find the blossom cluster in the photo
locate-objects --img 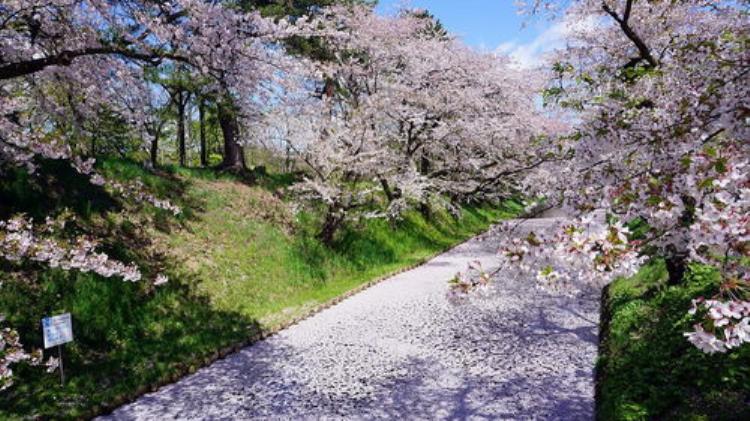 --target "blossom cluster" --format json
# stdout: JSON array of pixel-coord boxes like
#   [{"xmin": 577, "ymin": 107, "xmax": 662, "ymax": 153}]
[
  {"xmin": 482, "ymin": 0, "xmax": 749, "ymax": 354},
  {"xmin": 107, "ymin": 179, "xmax": 182, "ymax": 216},
  {"xmin": 0, "ymin": 317, "xmax": 58, "ymax": 392},
  {"xmin": 492, "ymin": 214, "xmax": 645, "ymax": 294},
  {"xmin": 447, "ymin": 261, "xmax": 492, "ymax": 303},
  {"xmin": 0, "ymin": 215, "xmax": 142, "ymax": 281},
  {"xmin": 685, "ymin": 299, "xmax": 750, "ymax": 354}
]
